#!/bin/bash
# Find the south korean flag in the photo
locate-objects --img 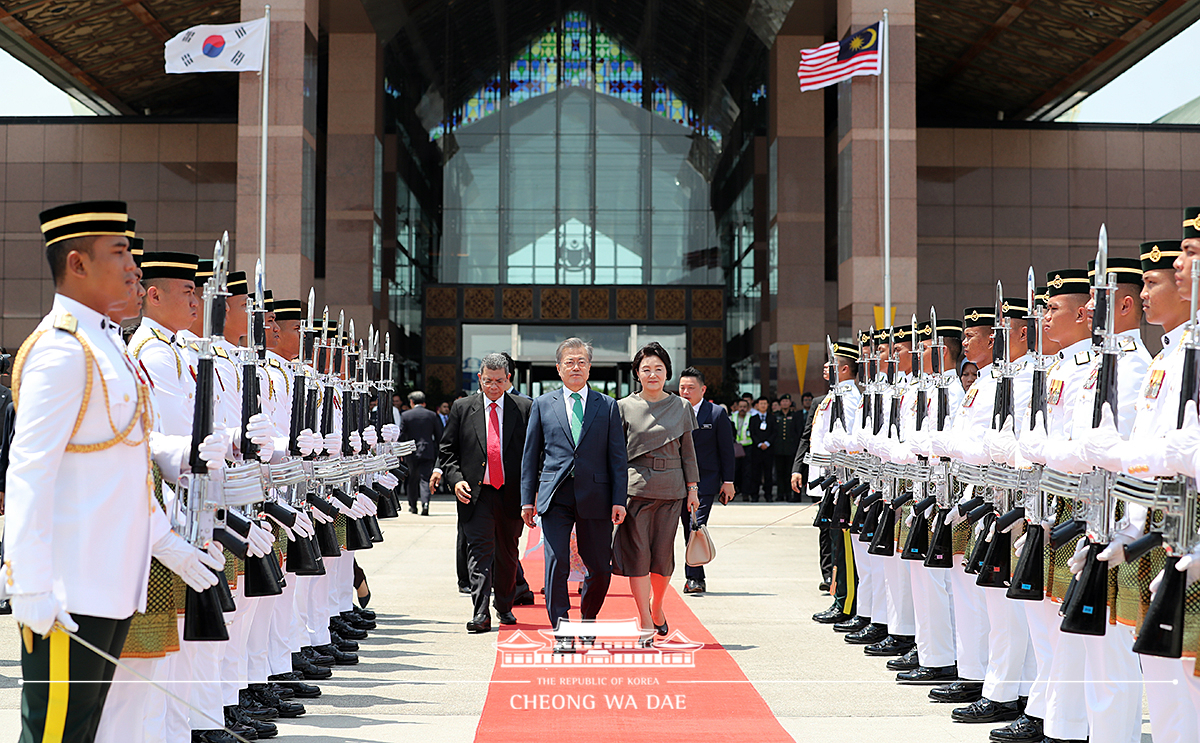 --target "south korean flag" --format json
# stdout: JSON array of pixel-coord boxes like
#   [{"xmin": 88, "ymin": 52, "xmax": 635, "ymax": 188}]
[{"xmin": 165, "ymin": 16, "xmax": 267, "ymax": 74}]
